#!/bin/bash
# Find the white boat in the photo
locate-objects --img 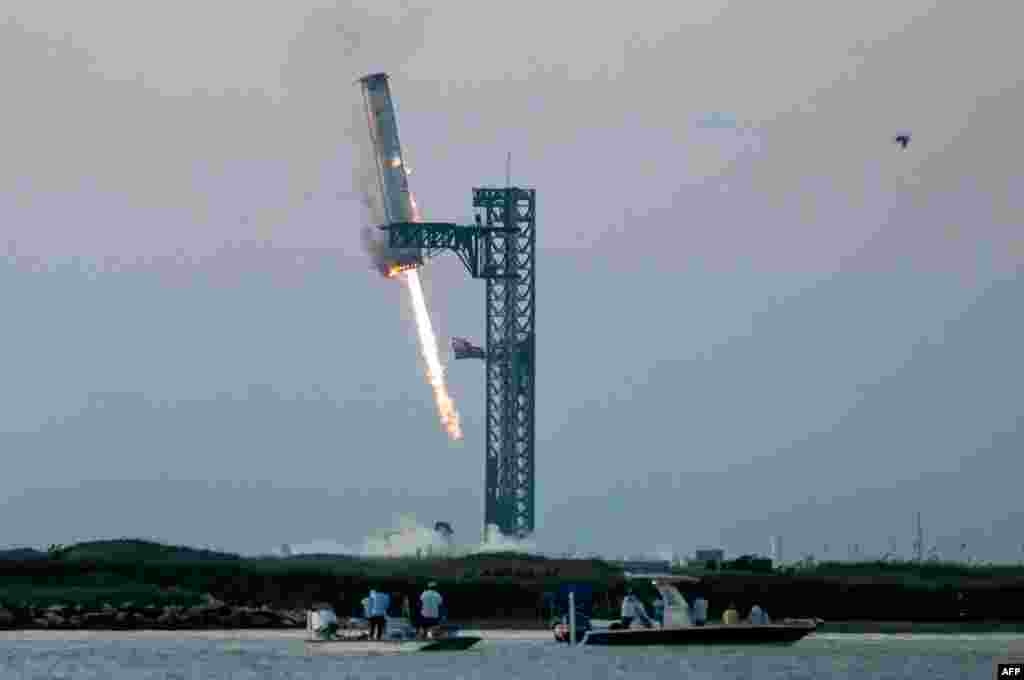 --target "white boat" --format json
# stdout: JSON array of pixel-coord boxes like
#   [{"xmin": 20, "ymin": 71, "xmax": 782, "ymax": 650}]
[
  {"xmin": 304, "ymin": 610, "xmax": 481, "ymax": 654},
  {"xmin": 555, "ymin": 573, "xmax": 817, "ymax": 647}
]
